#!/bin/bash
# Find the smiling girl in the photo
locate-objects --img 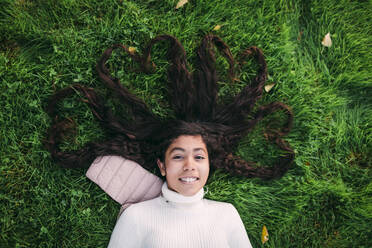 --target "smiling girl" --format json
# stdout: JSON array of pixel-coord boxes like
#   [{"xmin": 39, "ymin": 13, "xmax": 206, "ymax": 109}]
[
  {"xmin": 44, "ymin": 34, "xmax": 294, "ymax": 248},
  {"xmin": 108, "ymin": 133, "xmax": 252, "ymax": 247}
]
